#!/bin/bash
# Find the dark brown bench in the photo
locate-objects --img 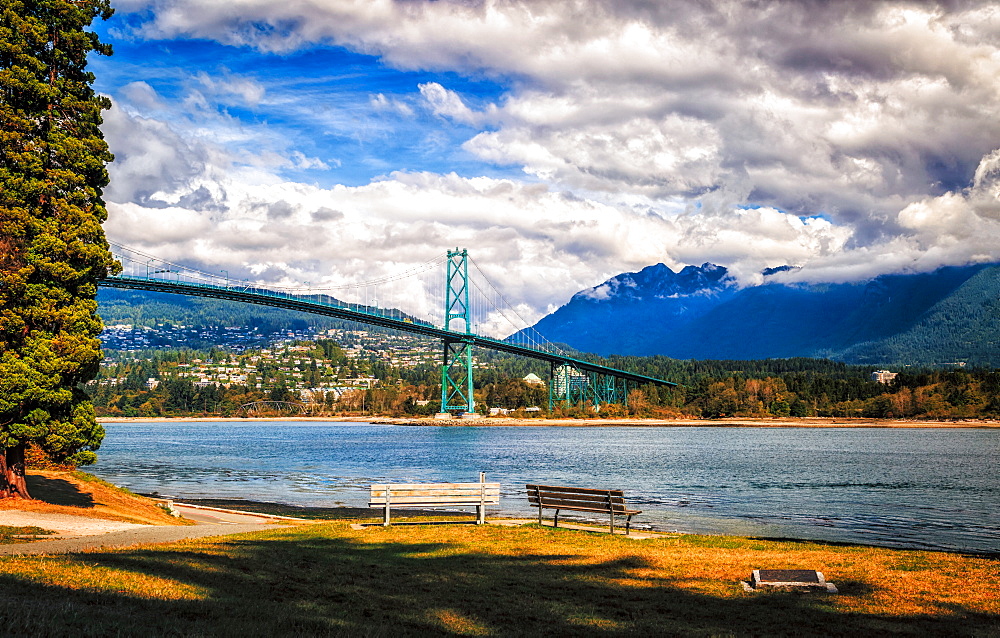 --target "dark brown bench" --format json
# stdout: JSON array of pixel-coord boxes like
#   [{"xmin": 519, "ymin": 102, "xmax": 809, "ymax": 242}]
[{"xmin": 526, "ymin": 484, "xmax": 642, "ymax": 535}]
